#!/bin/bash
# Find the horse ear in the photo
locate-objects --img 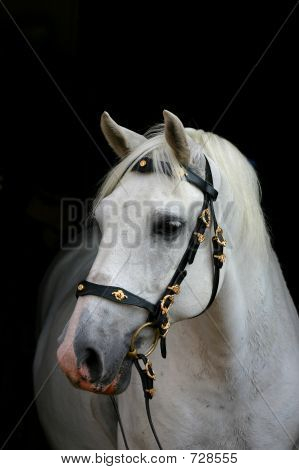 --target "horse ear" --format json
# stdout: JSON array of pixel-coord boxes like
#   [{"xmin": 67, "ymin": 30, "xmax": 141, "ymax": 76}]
[
  {"xmin": 163, "ymin": 110, "xmax": 190, "ymax": 166},
  {"xmin": 100, "ymin": 112, "xmax": 146, "ymax": 158}
]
